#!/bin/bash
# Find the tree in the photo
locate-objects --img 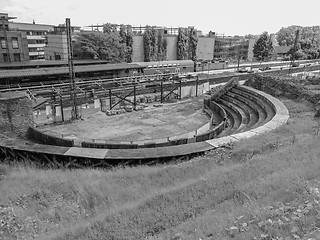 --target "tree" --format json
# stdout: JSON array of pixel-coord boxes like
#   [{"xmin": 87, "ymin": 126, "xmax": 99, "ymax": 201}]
[
  {"xmin": 177, "ymin": 28, "xmax": 197, "ymax": 60},
  {"xmin": 177, "ymin": 28, "xmax": 189, "ymax": 60},
  {"xmin": 276, "ymin": 25, "xmax": 320, "ymax": 60},
  {"xmin": 143, "ymin": 26, "xmax": 156, "ymax": 62},
  {"xmin": 73, "ymin": 31, "xmax": 128, "ymax": 63},
  {"xmin": 288, "ymin": 43, "xmax": 307, "ymax": 60},
  {"xmin": 119, "ymin": 24, "xmax": 133, "ymax": 62},
  {"xmin": 276, "ymin": 26, "xmax": 301, "ymax": 46},
  {"xmin": 253, "ymin": 32, "xmax": 274, "ymax": 61},
  {"xmin": 157, "ymin": 30, "xmax": 167, "ymax": 61},
  {"xmin": 188, "ymin": 27, "xmax": 198, "ymax": 61},
  {"xmin": 143, "ymin": 26, "xmax": 167, "ymax": 62}
]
